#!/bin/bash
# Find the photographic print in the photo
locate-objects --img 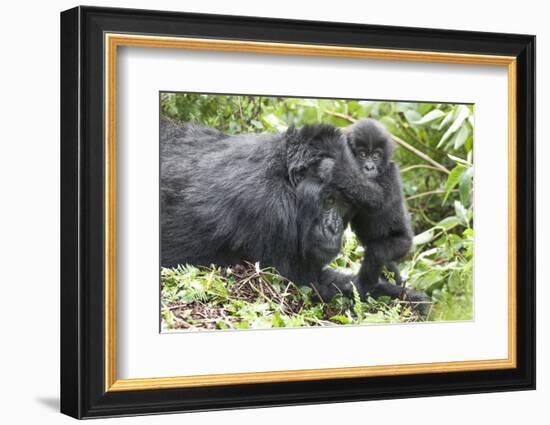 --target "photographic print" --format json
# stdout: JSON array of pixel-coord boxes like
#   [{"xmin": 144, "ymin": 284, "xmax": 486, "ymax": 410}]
[
  {"xmin": 61, "ymin": 8, "xmax": 535, "ymax": 417},
  {"xmin": 160, "ymin": 93, "xmax": 474, "ymax": 332}
]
